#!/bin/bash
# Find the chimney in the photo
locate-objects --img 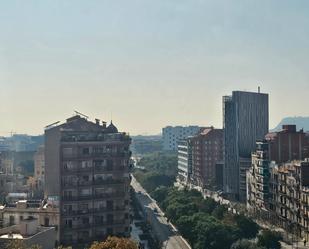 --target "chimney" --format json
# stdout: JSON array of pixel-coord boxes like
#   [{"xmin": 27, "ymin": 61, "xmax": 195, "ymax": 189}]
[
  {"xmin": 258, "ymin": 86, "xmax": 260, "ymax": 93},
  {"xmin": 95, "ymin": 119, "xmax": 100, "ymax": 125},
  {"xmin": 102, "ymin": 121, "xmax": 107, "ymax": 129}
]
